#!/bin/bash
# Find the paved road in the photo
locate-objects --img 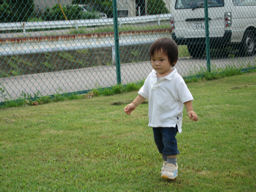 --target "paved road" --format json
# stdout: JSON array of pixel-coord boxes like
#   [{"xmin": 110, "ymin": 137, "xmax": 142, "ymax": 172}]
[{"xmin": 0, "ymin": 55, "xmax": 255, "ymax": 102}]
